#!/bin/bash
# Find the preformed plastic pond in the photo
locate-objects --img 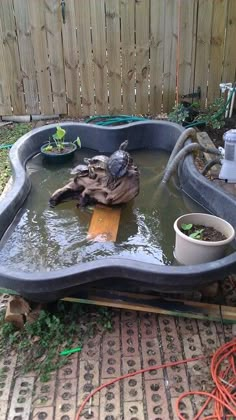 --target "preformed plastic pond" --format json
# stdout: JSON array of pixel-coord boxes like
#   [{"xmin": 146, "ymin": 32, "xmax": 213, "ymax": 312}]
[{"xmin": 0, "ymin": 121, "xmax": 236, "ymax": 302}]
